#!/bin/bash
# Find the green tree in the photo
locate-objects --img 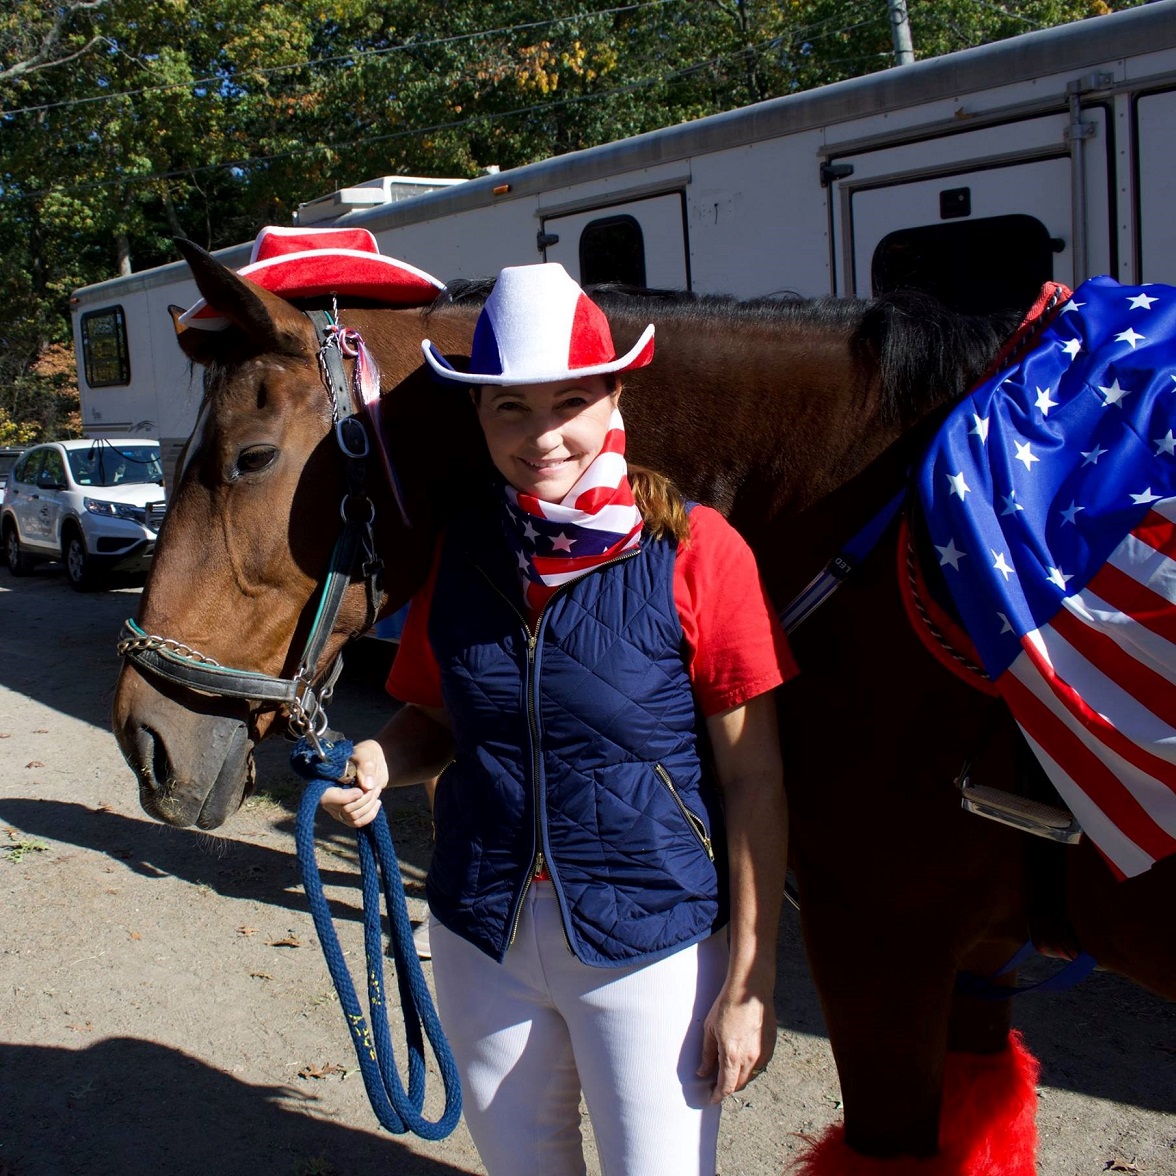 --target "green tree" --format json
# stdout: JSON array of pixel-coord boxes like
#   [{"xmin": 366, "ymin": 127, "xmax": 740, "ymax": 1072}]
[{"xmin": 0, "ymin": 0, "xmax": 1152, "ymax": 441}]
